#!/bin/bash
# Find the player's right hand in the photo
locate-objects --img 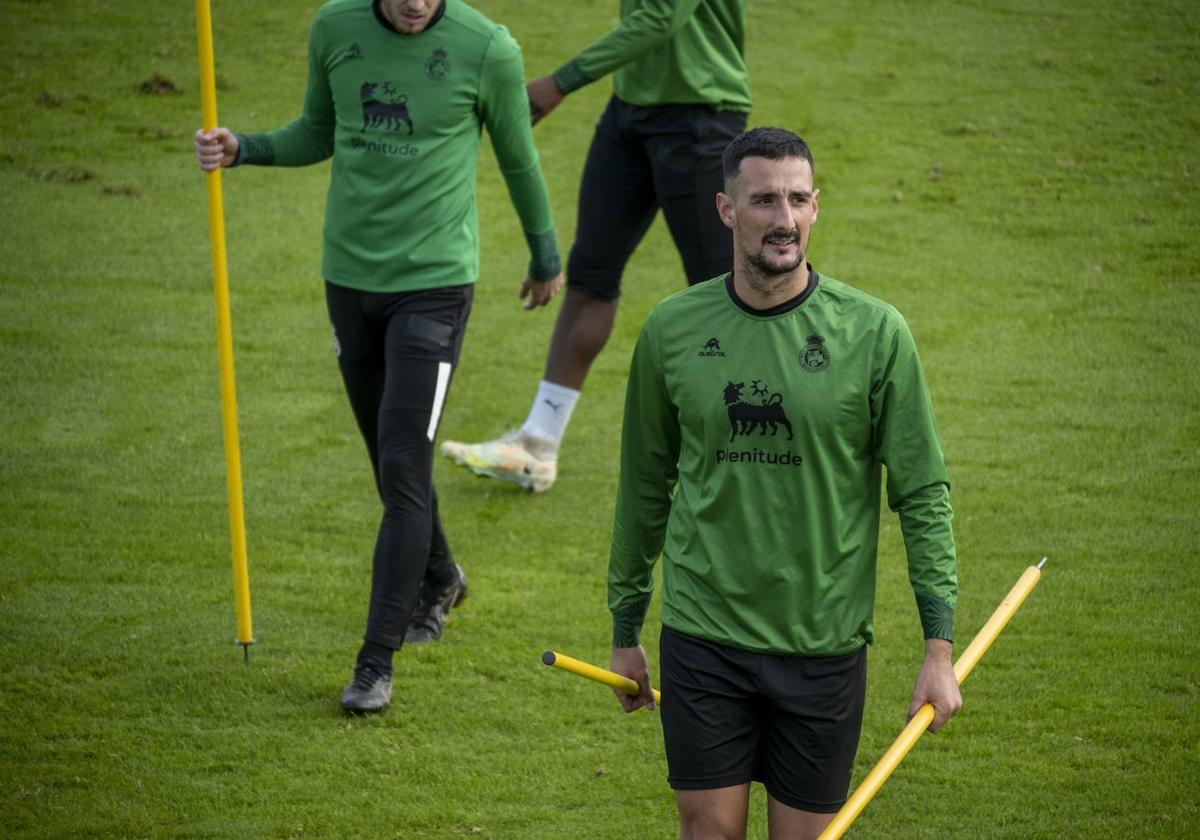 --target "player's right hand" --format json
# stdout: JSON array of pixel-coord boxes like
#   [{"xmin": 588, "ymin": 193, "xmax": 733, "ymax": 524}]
[
  {"xmin": 526, "ymin": 75, "xmax": 565, "ymax": 126},
  {"xmin": 519, "ymin": 271, "xmax": 563, "ymax": 310},
  {"xmin": 610, "ymin": 645, "xmax": 656, "ymax": 713},
  {"xmin": 194, "ymin": 127, "xmax": 239, "ymax": 171}
]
